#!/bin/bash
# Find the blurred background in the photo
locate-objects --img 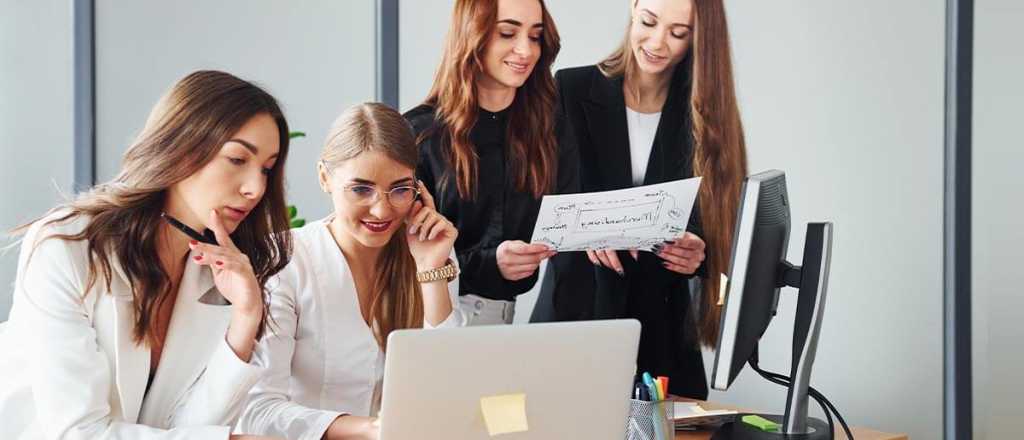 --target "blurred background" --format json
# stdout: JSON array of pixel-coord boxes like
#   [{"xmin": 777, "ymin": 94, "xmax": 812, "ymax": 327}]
[{"xmin": 1, "ymin": 1, "xmax": 1020, "ymax": 438}]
